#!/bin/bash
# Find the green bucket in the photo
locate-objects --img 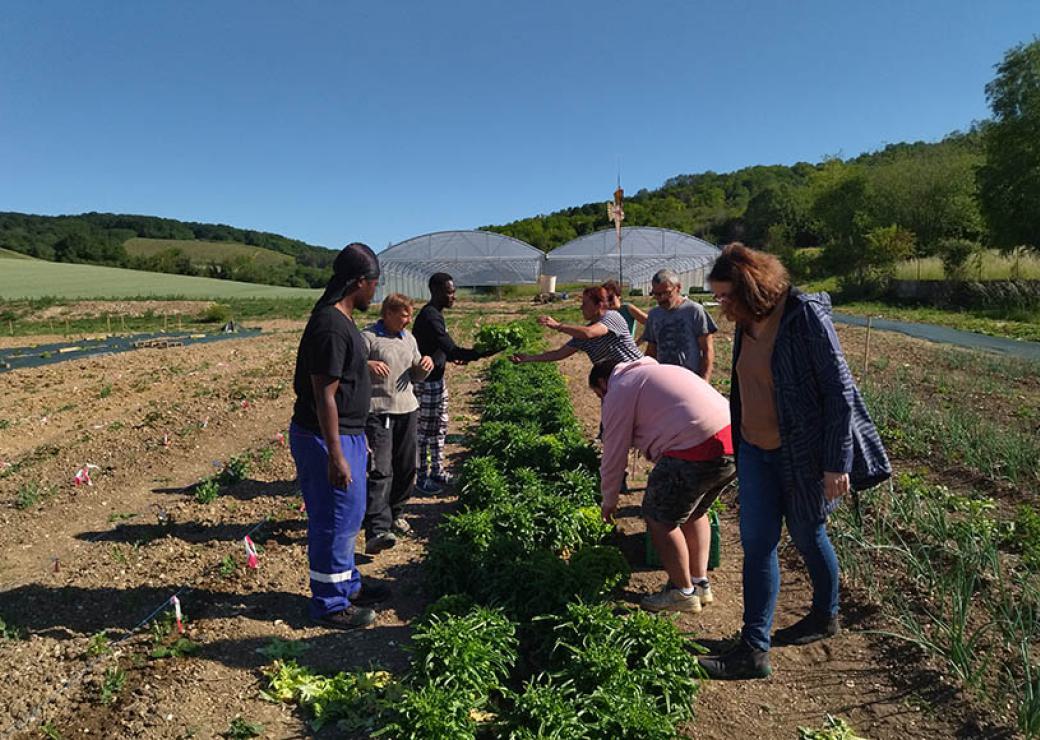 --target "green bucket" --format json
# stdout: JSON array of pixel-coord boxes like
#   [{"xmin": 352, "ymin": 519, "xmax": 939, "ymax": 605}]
[{"xmin": 643, "ymin": 509, "xmax": 721, "ymax": 570}]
